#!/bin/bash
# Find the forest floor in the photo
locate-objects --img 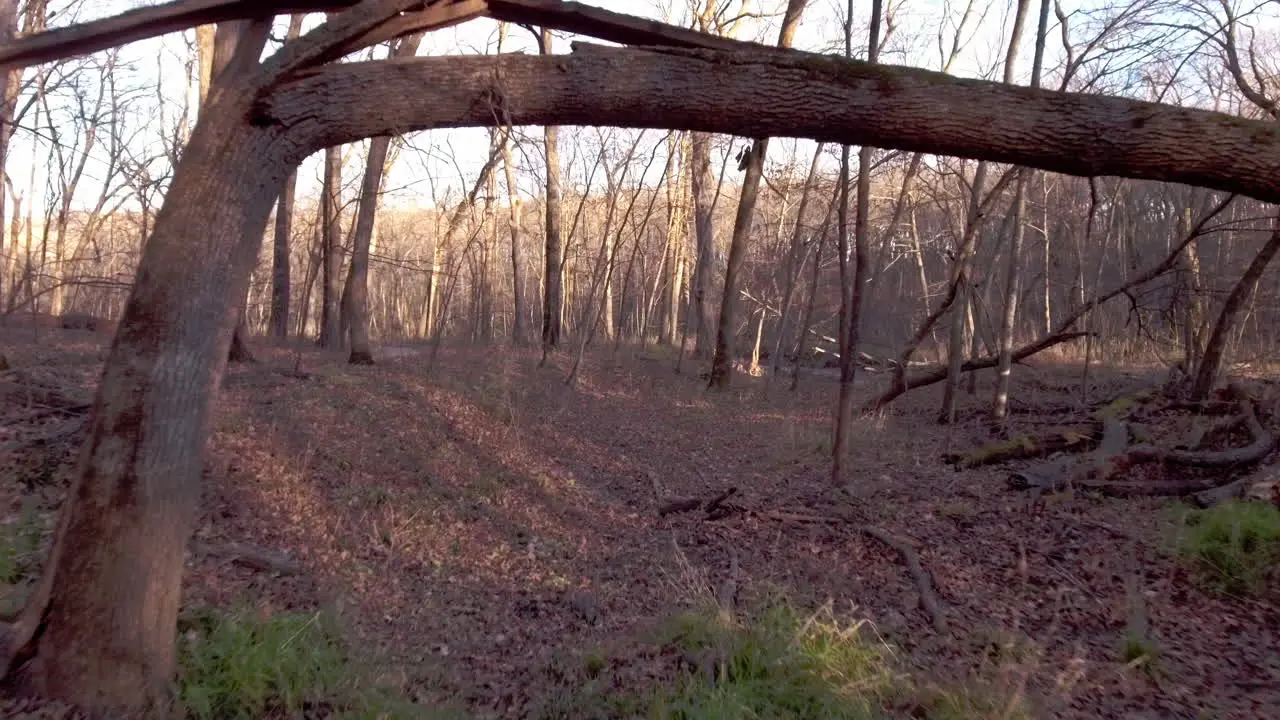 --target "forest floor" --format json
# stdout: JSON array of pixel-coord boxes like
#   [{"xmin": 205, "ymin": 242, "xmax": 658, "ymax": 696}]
[{"xmin": 1, "ymin": 325, "xmax": 1278, "ymax": 719}]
